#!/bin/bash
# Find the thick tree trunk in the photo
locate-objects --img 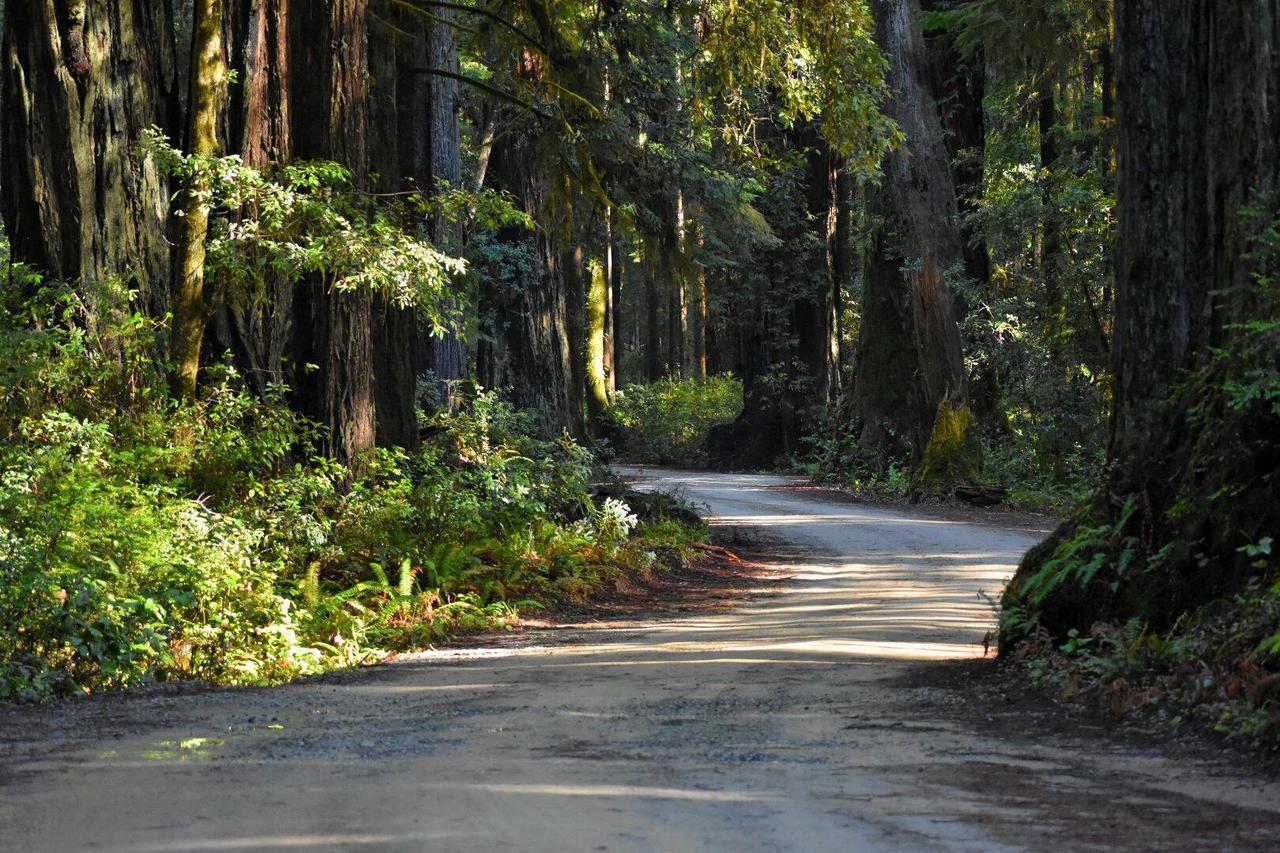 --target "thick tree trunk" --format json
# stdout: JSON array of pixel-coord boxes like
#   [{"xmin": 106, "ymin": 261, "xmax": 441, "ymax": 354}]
[
  {"xmin": 478, "ymin": 129, "xmax": 580, "ymax": 437},
  {"xmin": 288, "ymin": 0, "xmax": 376, "ymax": 468},
  {"xmin": 853, "ymin": 0, "xmax": 970, "ymax": 471},
  {"xmin": 211, "ymin": 0, "xmax": 294, "ymax": 399},
  {"xmin": 1108, "ymin": 0, "xmax": 1279, "ymax": 551},
  {"xmin": 368, "ymin": 1, "xmax": 424, "ymax": 449},
  {"xmin": 229, "ymin": 0, "xmax": 291, "ymax": 165},
  {"xmin": 428, "ymin": 6, "xmax": 467, "ymax": 392},
  {"xmin": 1003, "ymin": 0, "xmax": 1280, "ymax": 643},
  {"xmin": 1, "ymin": 0, "xmax": 179, "ymax": 320}
]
